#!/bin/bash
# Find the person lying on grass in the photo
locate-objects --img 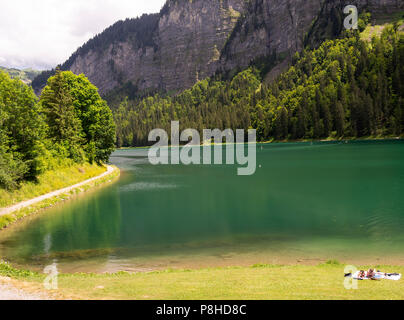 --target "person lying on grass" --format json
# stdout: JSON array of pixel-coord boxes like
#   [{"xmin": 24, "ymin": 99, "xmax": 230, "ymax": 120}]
[
  {"xmin": 356, "ymin": 269, "xmax": 379, "ymax": 280},
  {"xmin": 346, "ymin": 269, "xmax": 401, "ymax": 281},
  {"xmin": 367, "ymin": 269, "xmax": 376, "ymax": 280}
]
